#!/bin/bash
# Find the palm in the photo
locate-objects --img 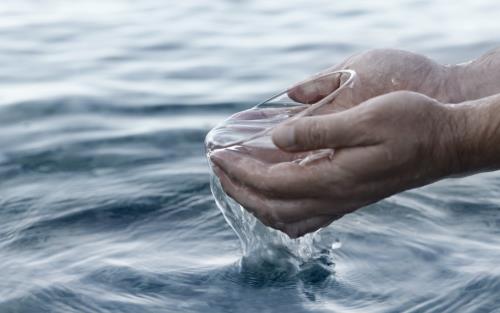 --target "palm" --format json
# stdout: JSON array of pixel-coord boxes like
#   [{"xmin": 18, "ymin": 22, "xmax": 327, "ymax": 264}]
[{"xmin": 211, "ymin": 91, "xmax": 450, "ymax": 238}]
